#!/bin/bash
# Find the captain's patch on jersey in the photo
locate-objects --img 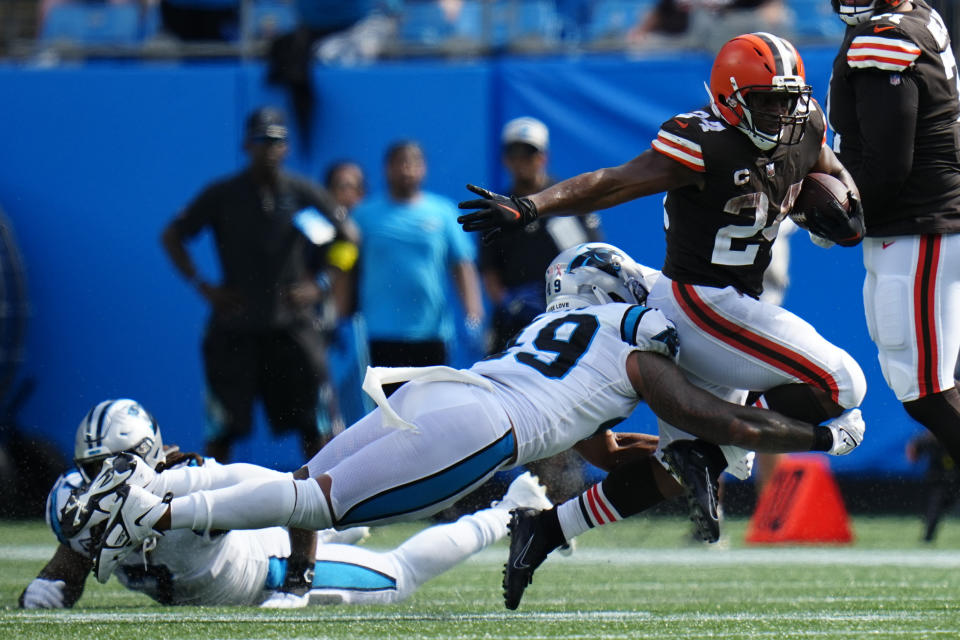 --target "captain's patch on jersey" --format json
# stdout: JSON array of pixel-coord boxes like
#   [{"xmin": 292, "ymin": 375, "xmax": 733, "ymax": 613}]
[{"xmin": 847, "ymin": 36, "xmax": 921, "ymax": 71}]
